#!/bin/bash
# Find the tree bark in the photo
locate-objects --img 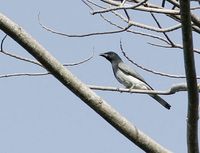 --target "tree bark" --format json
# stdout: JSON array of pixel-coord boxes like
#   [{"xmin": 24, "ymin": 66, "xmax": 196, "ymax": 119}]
[{"xmin": 179, "ymin": 1, "xmax": 199, "ymax": 153}]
